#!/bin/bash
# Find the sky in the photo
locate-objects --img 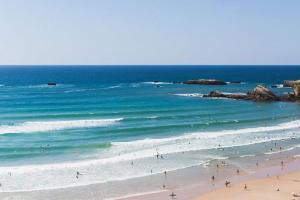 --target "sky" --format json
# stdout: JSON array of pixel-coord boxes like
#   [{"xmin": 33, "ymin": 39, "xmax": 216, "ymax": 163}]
[{"xmin": 0, "ymin": 0, "xmax": 299, "ymax": 65}]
